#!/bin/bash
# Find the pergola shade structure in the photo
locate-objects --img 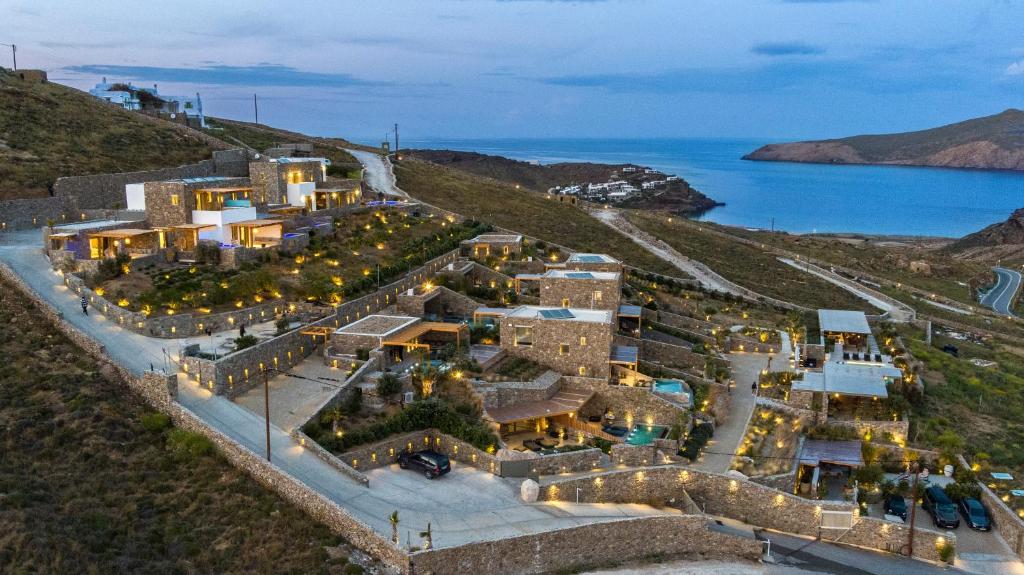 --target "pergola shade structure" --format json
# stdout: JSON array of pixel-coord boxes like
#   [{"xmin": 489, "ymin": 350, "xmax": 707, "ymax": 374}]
[
  {"xmin": 85, "ymin": 228, "xmax": 160, "ymax": 260},
  {"xmin": 229, "ymin": 219, "xmax": 285, "ymax": 248}
]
